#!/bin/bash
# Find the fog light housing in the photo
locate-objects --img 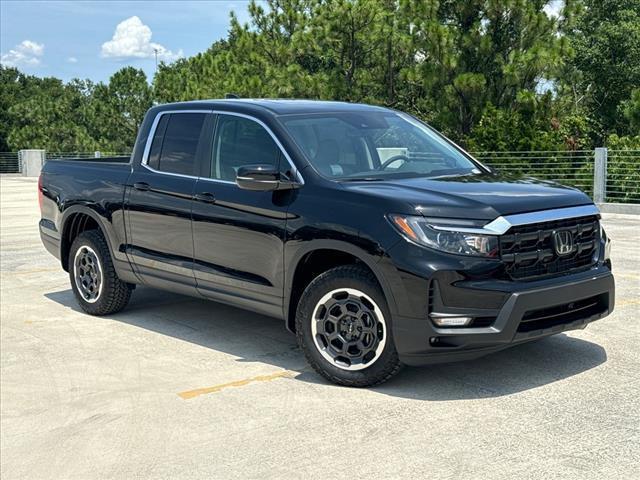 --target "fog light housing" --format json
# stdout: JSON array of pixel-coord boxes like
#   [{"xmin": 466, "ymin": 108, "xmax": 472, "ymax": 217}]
[{"xmin": 430, "ymin": 314, "xmax": 473, "ymax": 327}]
